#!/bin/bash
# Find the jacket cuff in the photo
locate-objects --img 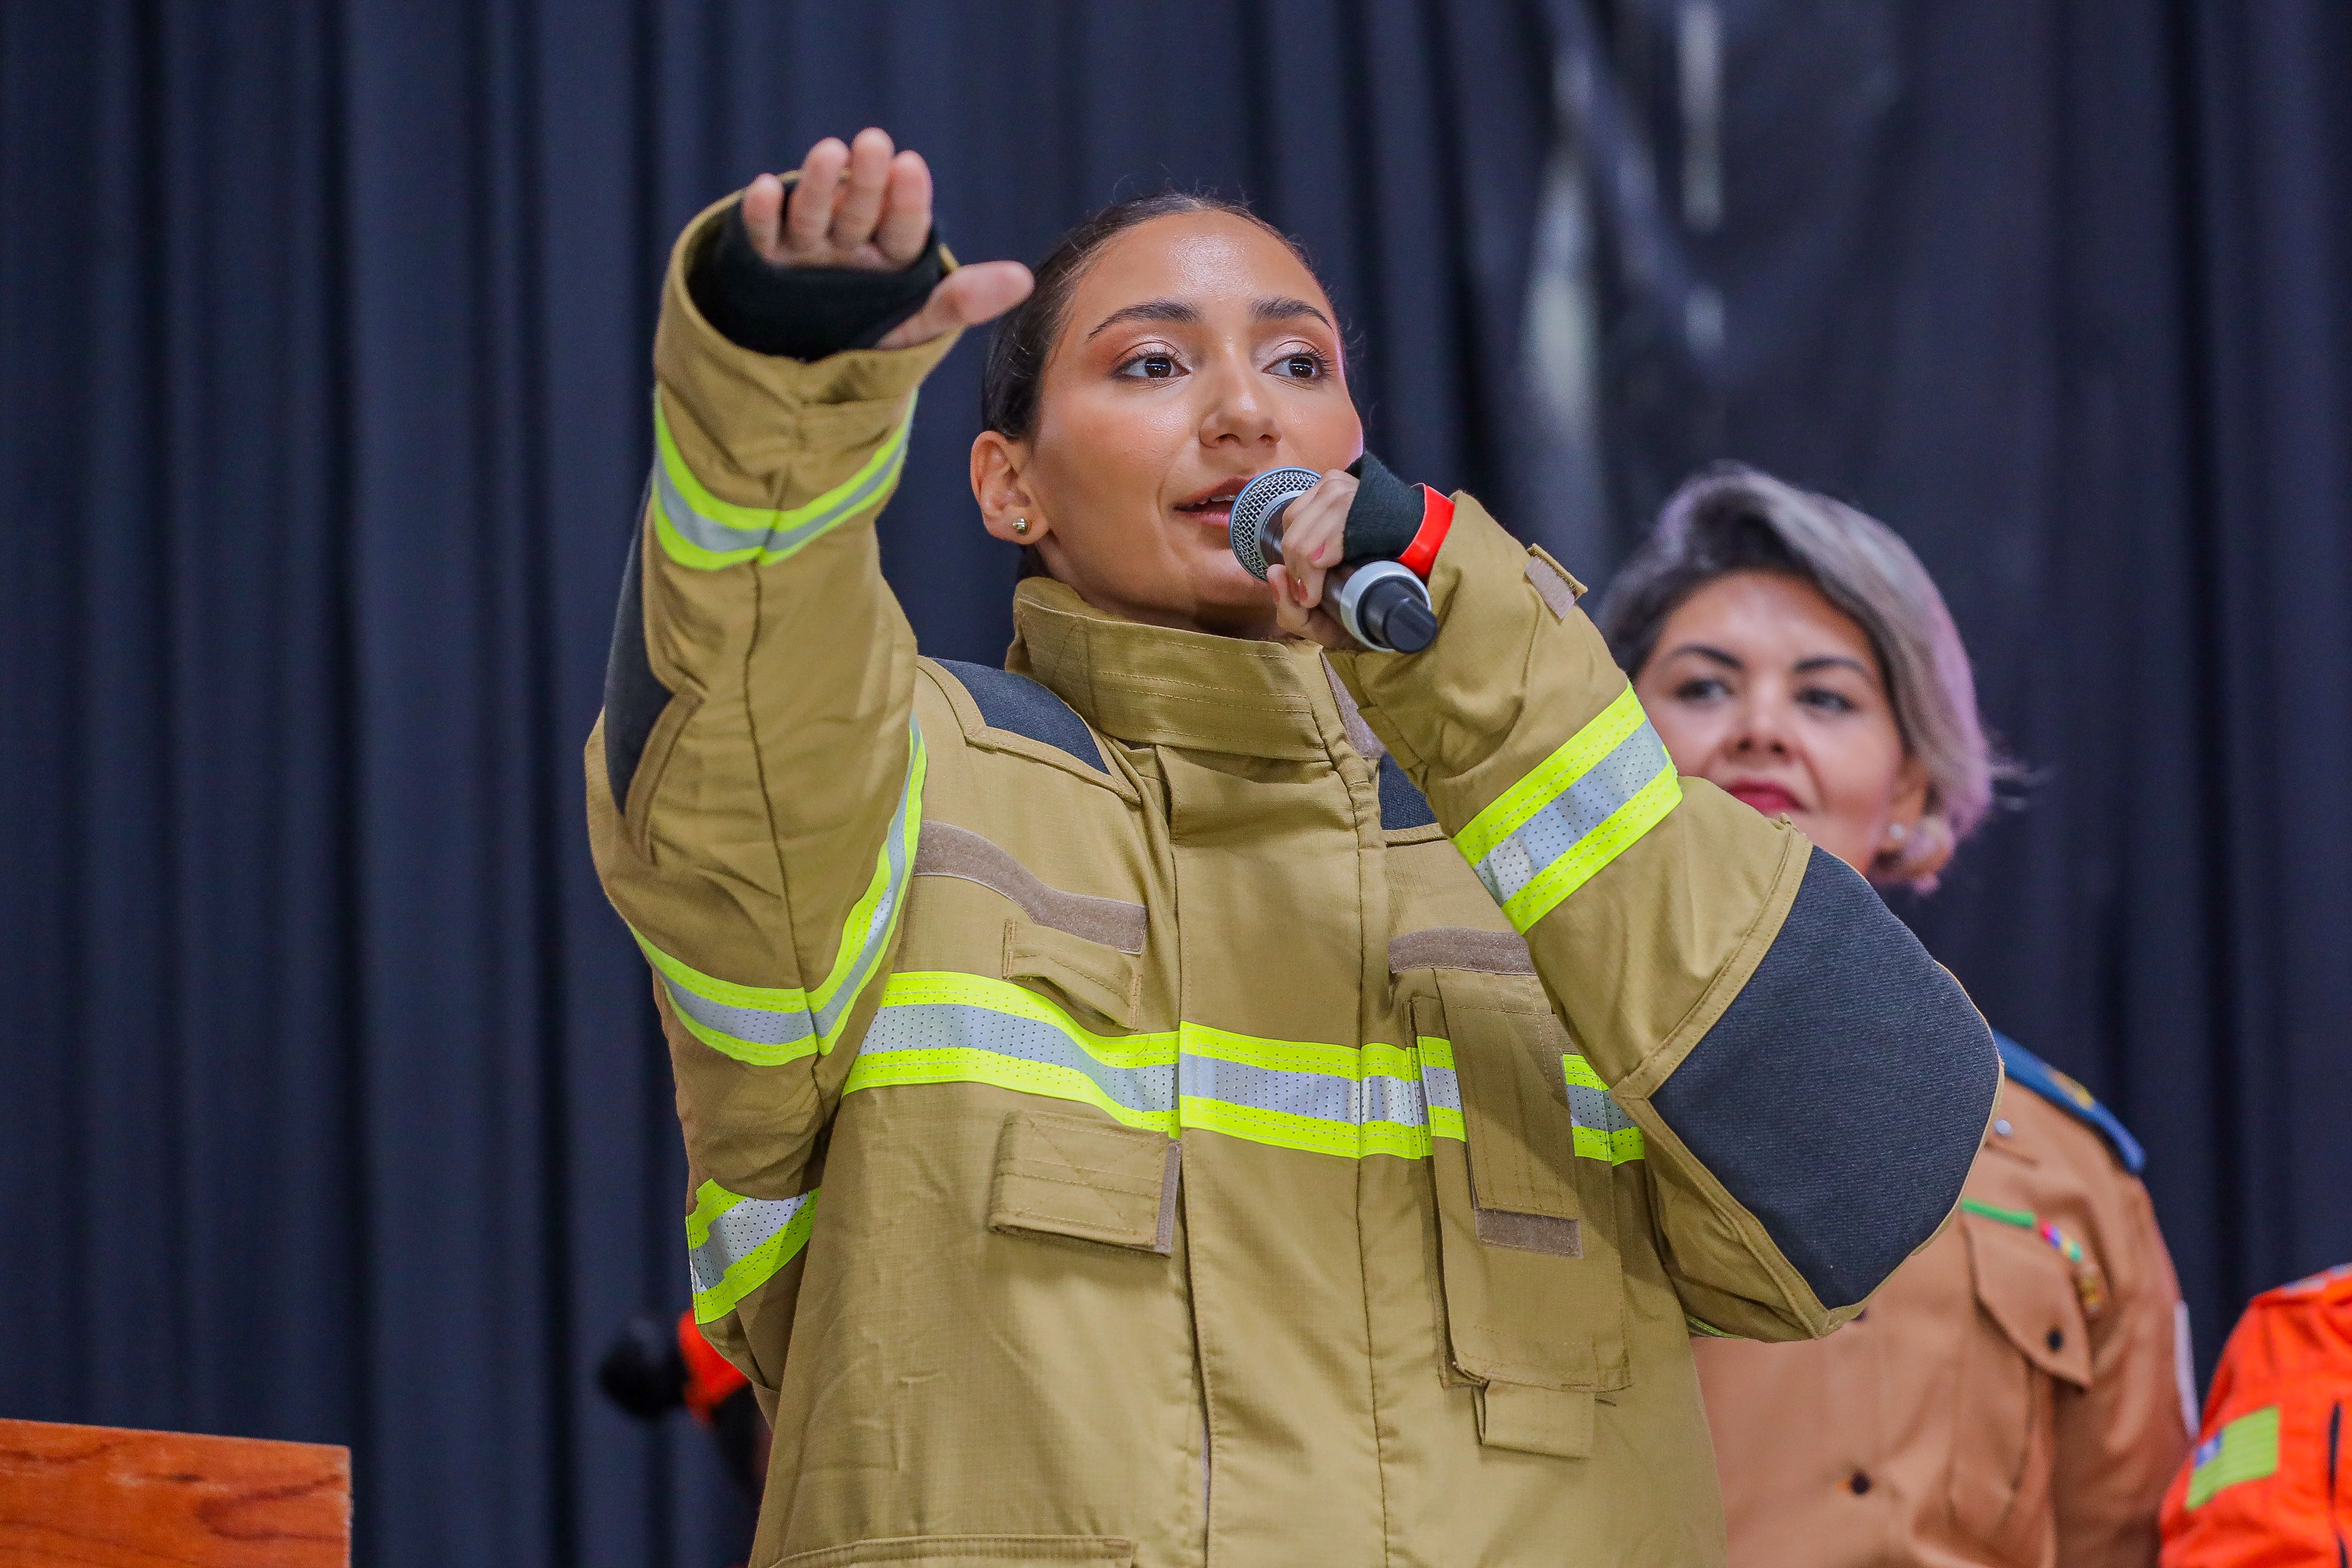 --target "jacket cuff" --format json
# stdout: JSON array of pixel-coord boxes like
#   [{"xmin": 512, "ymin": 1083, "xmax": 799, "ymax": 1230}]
[
  {"xmin": 688, "ymin": 192, "xmax": 945, "ymax": 360},
  {"xmin": 654, "ymin": 198, "xmax": 960, "ymax": 465}
]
